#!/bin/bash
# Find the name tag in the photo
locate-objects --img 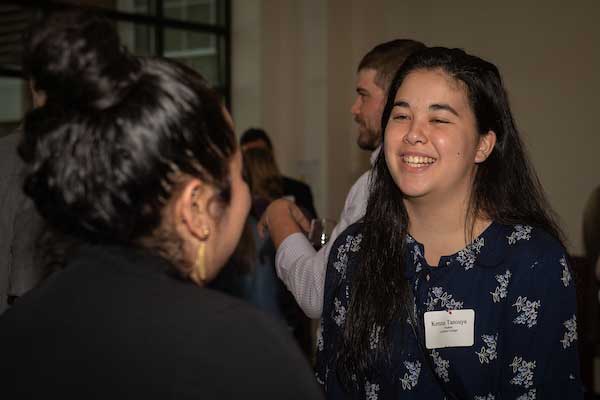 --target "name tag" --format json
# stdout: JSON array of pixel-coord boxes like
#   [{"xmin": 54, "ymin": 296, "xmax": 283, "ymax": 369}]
[{"xmin": 424, "ymin": 309, "xmax": 475, "ymax": 349}]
